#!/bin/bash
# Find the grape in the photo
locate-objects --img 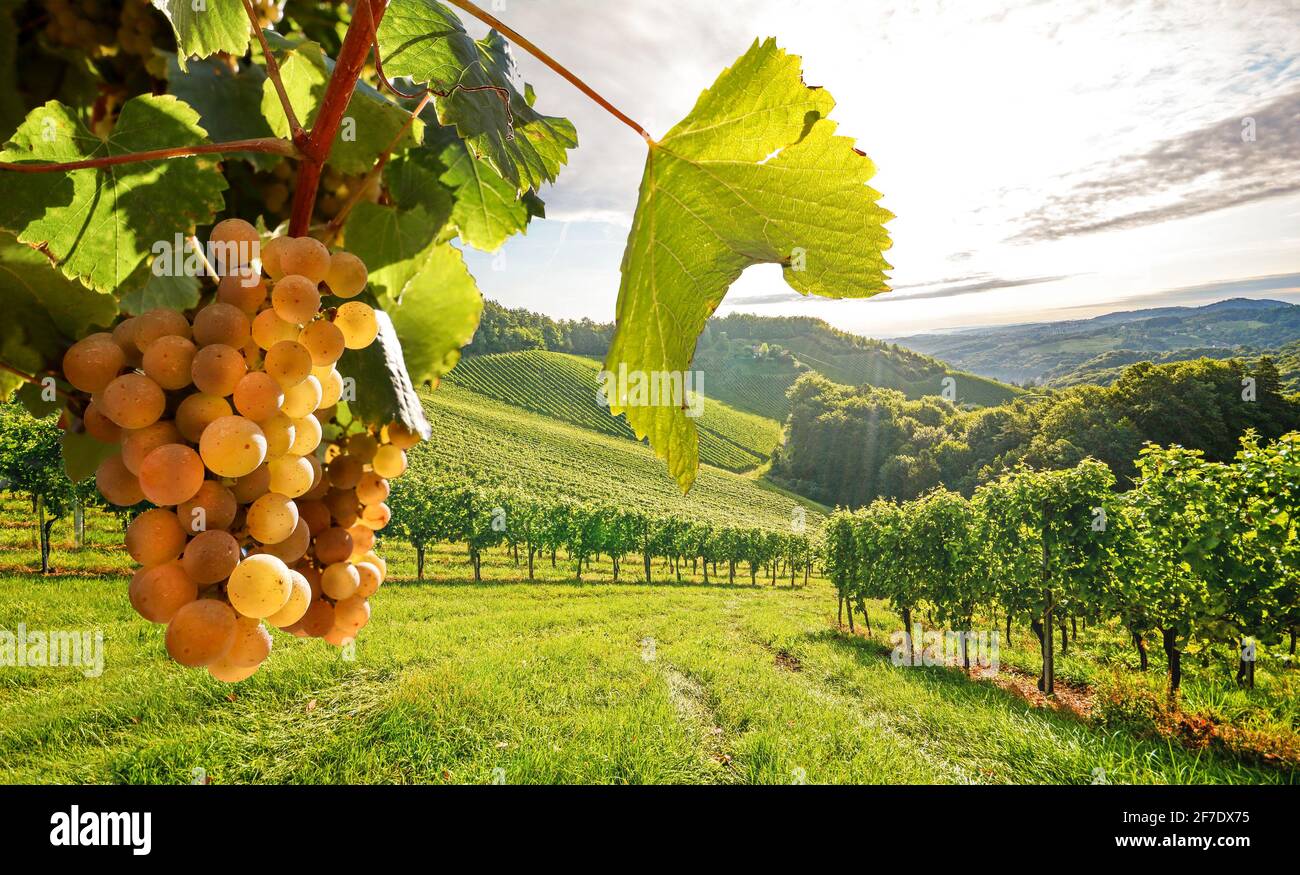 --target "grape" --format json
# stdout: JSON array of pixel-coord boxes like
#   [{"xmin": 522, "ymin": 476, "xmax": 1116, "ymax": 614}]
[
  {"xmin": 166, "ymin": 598, "xmax": 238, "ymax": 666},
  {"xmin": 386, "ymin": 421, "xmax": 422, "ymax": 450},
  {"xmin": 180, "ymin": 529, "xmax": 240, "ymax": 585},
  {"xmin": 360, "ymin": 551, "xmax": 387, "ymax": 582},
  {"xmin": 264, "ymin": 341, "xmax": 313, "ymax": 388},
  {"xmin": 231, "ymin": 463, "xmax": 272, "ymax": 504},
  {"xmin": 322, "ymin": 623, "xmax": 355, "ymax": 647},
  {"xmin": 272, "ymin": 275, "xmax": 321, "ymax": 325},
  {"xmin": 334, "ymin": 596, "xmax": 371, "ymax": 633},
  {"xmin": 336, "ymin": 301, "xmax": 379, "ymax": 349},
  {"xmin": 125, "ymin": 509, "xmax": 187, "ymax": 567},
  {"xmin": 354, "ymin": 561, "xmax": 382, "ymax": 598},
  {"xmin": 288, "ymin": 414, "xmax": 323, "ymax": 457},
  {"xmin": 325, "ymin": 251, "xmax": 368, "ymax": 298},
  {"xmin": 129, "ymin": 562, "xmax": 198, "ymax": 624},
  {"xmin": 217, "ymin": 270, "xmax": 268, "ymax": 314},
  {"xmin": 281, "ymin": 375, "xmax": 322, "ymax": 419},
  {"xmin": 251, "ymin": 308, "xmax": 300, "ymax": 351},
  {"xmin": 139, "ymin": 444, "xmax": 206, "ymax": 506},
  {"xmin": 84, "ymin": 401, "xmax": 123, "ymax": 443},
  {"xmin": 300, "ymin": 599, "xmax": 335, "ymax": 638},
  {"xmin": 299, "ymin": 320, "xmax": 345, "ymax": 366},
  {"xmin": 177, "ymin": 481, "xmax": 238, "ymax": 534},
  {"xmin": 134, "ymin": 308, "xmax": 192, "ymax": 352},
  {"xmin": 277, "ymin": 237, "xmax": 330, "ymax": 283},
  {"xmin": 111, "ymin": 317, "xmax": 145, "ymax": 368},
  {"xmin": 260, "ymin": 516, "xmax": 310, "ymax": 563},
  {"xmin": 101, "ymin": 373, "xmax": 166, "ymax": 429},
  {"xmin": 316, "ymin": 367, "xmax": 344, "ymax": 408},
  {"xmin": 207, "ymin": 658, "xmax": 259, "ymax": 683},
  {"xmin": 321, "ymin": 561, "xmax": 360, "ymax": 600},
  {"xmin": 223, "ymin": 616, "xmax": 273, "ymax": 669},
  {"xmin": 247, "ymin": 492, "xmax": 299, "ymax": 545},
  {"xmin": 176, "ymin": 393, "xmax": 233, "ymax": 443},
  {"xmin": 348, "ymin": 433, "xmax": 379, "ymax": 464},
  {"xmin": 360, "ymin": 501, "xmax": 391, "ymax": 531},
  {"xmin": 260, "ymin": 412, "xmax": 297, "ymax": 458},
  {"xmin": 141, "ymin": 334, "xmax": 197, "ymax": 390},
  {"xmin": 372, "ymin": 444, "xmax": 408, "ymax": 479},
  {"xmin": 348, "ymin": 524, "xmax": 376, "ymax": 559},
  {"xmin": 96, "ymin": 453, "xmax": 145, "ymax": 507},
  {"xmin": 325, "ymin": 487, "xmax": 360, "ymax": 527},
  {"xmin": 192, "ymin": 344, "xmax": 248, "ymax": 397},
  {"xmin": 234, "ymin": 371, "xmax": 284, "ymax": 421},
  {"xmin": 266, "ymin": 570, "xmax": 312, "ymax": 628},
  {"xmin": 121, "ymin": 420, "xmax": 182, "ymax": 475},
  {"xmin": 268, "ymin": 455, "xmax": 314, "ymax": 499},
  {"xmin": 356, "ymin": 471, "xmax": 390, "ymax": 506},
  {"xmin": 193, "ymin": 302, "xmax": 252, "ymax": 349},
  {"xmin": 63, "ymin": 335, "xmax": 125, "ymax": 393},
  {"xmin": 298, "ymin": 500, "xmax": 332, "ymax": 536},
  {"xmin": 327, "ymin": 455, "xmax": 363, "ymax": 489},
  {"xmin": 199, "ymin": 415, "xmax": 268, "ymax": 478},
  {"xmin": 208, "ymin": 218, "xmax": 261, "ymax": 276},
  {"xmin": 314, "ymin": 527, "xmax": 354, "ymax": 565},
  {"xmin": 262, "ymin": 235, "xmax": 290, "ymax": 280},
  {"xmin": 227, "ymin": 554, "xmax": 293, "ymax": 619}
]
